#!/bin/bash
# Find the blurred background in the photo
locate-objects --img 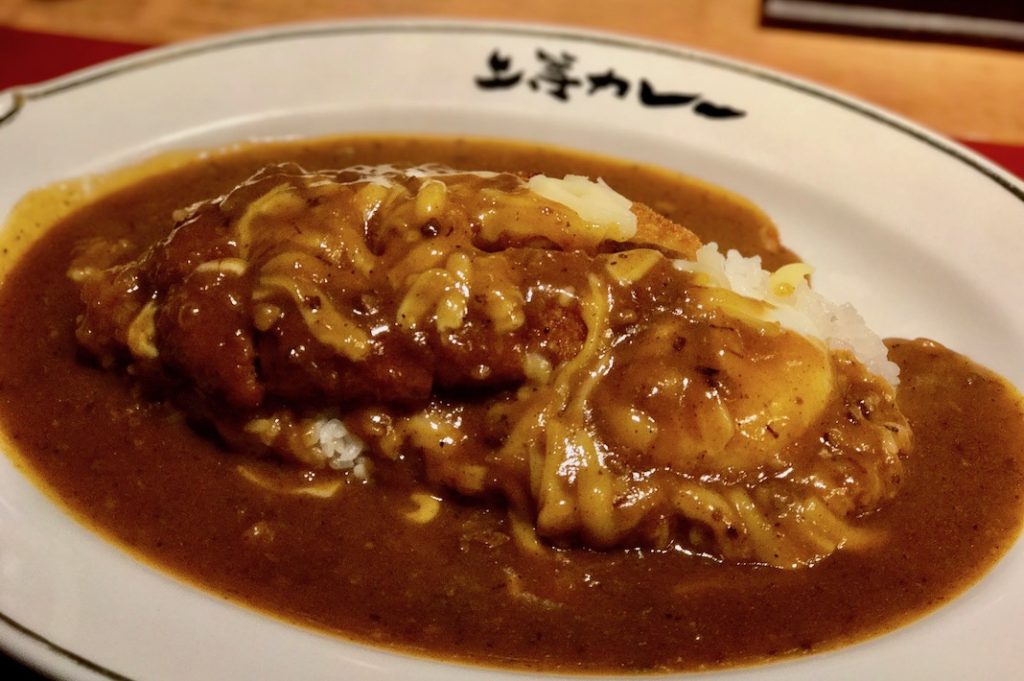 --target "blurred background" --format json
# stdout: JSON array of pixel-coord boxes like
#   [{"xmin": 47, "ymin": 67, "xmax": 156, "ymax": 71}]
[{"xmin": 1, "ymin": 0, "xmax": 1022, "ymax": 148}]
